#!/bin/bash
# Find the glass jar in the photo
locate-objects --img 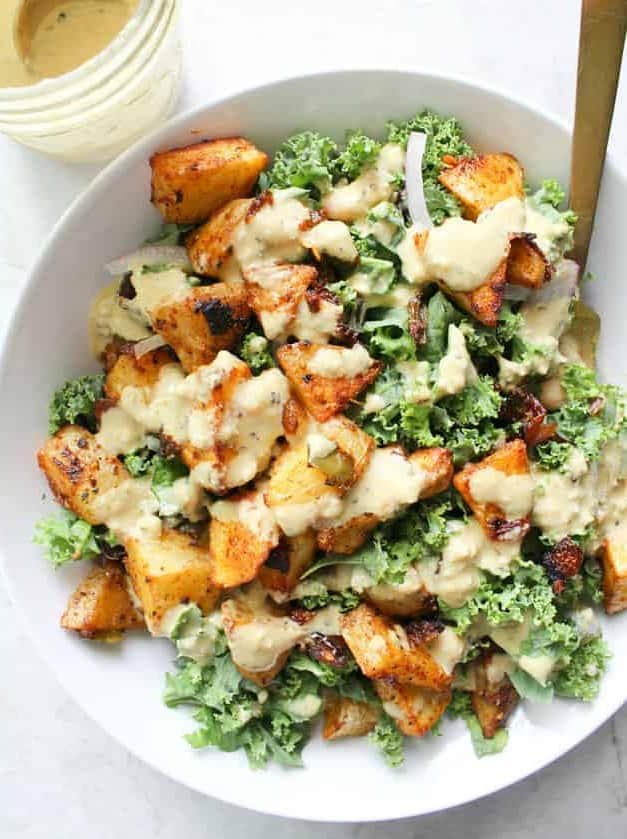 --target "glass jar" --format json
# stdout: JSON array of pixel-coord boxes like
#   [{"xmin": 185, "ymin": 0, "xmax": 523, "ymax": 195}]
[{"xmin": 0, "ymin": 0, "xmax": 181, "ymax": 162}]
